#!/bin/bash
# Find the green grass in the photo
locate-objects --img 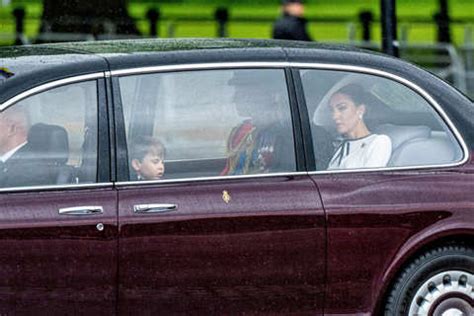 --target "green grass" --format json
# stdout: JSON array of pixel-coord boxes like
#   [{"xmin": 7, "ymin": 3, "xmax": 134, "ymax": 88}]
[{"xmin": 0, "ymin": 0, "xmax": 473, "ymax": 46}]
